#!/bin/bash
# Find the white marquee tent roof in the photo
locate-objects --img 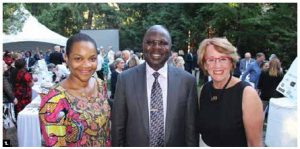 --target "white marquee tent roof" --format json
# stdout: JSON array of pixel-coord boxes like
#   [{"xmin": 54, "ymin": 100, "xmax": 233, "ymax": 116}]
[{"xmin": 3, "ymin": 8, "xmax": 68, "ymax": 46}]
